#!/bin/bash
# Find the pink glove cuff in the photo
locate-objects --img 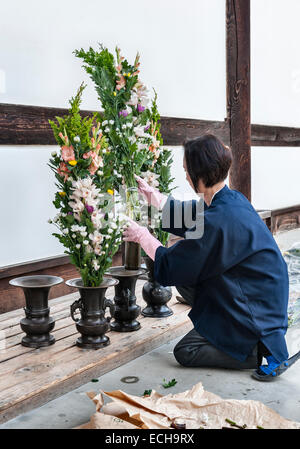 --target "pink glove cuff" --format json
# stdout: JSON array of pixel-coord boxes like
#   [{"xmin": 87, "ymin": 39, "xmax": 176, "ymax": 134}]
[
  {"xmin": 150, "ymin": 191, "xmax": 168, "ymax": 210},
  {"xmin": 139, "ymin": 230, "xmax": 162, "ymax": 261}
]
